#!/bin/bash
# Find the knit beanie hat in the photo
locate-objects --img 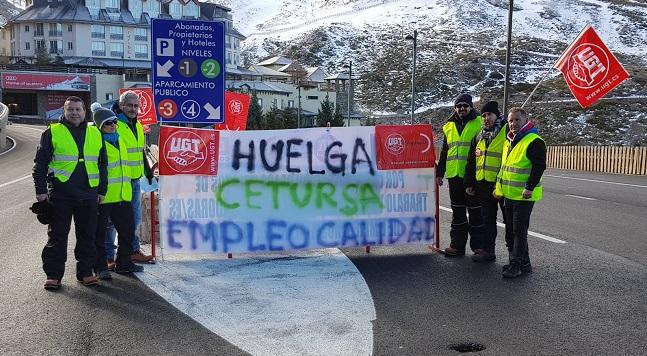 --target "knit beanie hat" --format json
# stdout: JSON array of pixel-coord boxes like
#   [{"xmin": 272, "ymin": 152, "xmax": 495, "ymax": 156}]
[
  {"xmin": 480, "ymin": 100, "xmax": 501, "ymax": 118},
  {"xmin": 454, "ymin": 93, "xmax": 473, "ymax": 107},
  {"xmin": 90, "ymin": 102, "xmax": 117, "ymax": 129}
]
